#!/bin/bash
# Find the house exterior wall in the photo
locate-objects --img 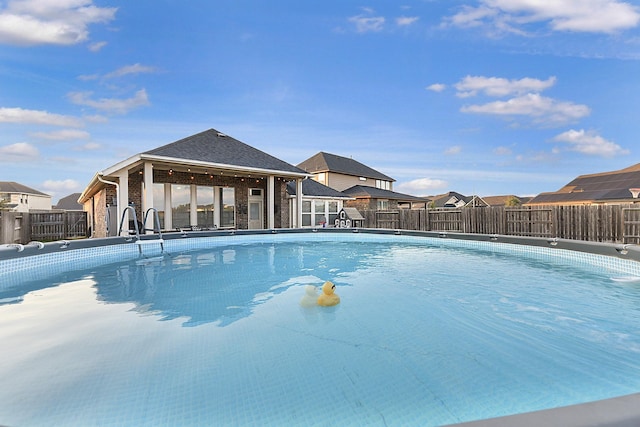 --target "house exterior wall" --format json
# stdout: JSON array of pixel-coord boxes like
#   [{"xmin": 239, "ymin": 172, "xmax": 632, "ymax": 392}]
[
  {"xmin": 324, "ymin": 172, "xmax": 374, "ymax": 192},
  {"xmin": 344, "ymin": 198, "xmax": 400, "ymax": 211},
  {"xmin": 2, "ymin": 193, "xmax": 51, "ymax": 212}
]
